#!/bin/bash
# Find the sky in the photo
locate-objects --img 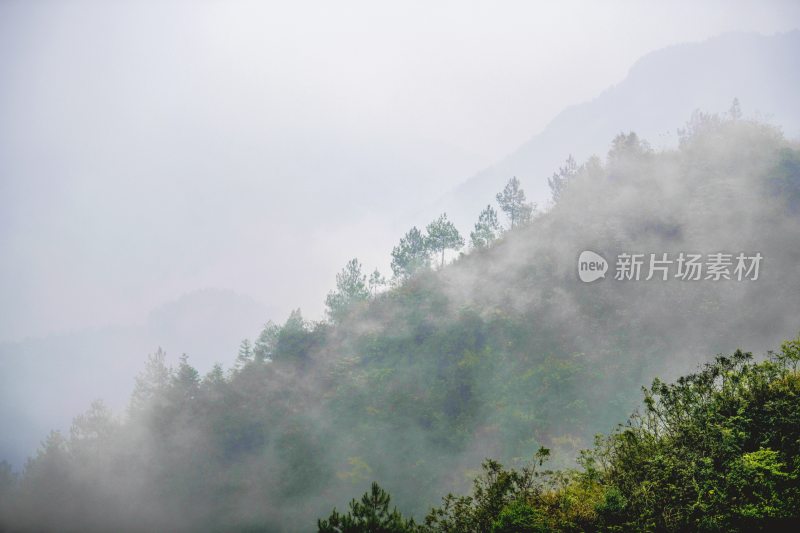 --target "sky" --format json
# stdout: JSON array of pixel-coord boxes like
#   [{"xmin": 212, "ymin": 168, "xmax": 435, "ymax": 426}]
[{"xmin": 1, "ymin": 0, "xmax": 799, "ymax": 342}]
